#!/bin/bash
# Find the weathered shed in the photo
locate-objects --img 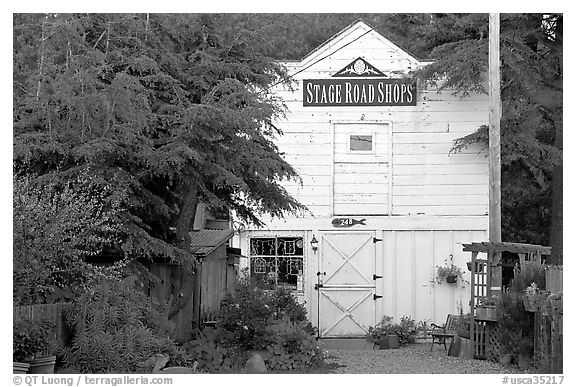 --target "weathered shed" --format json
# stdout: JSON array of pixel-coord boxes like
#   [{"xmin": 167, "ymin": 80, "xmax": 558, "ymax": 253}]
[
  {"xmin": 232, "ymin": 20, "xmax": 490, "ymax": 338},
  {"xmin": 148, "ymin": 228, "xmax": 236, "ymax": 341},
  {"xmin": 189, "ymin": 229, "xmax": 236, "ymax": 321}
]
